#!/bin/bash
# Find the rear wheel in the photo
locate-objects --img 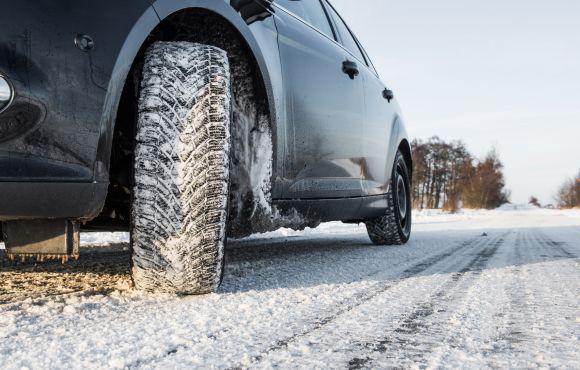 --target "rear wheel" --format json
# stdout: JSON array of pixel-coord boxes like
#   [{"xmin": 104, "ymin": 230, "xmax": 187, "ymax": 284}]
[
  {"xmin": 131, "ymin": 42, "xmax": 231, "ymax": 294},
  {"xmin": 366, "ymin": 151, "xmax": 412, "ymax": 245}
]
